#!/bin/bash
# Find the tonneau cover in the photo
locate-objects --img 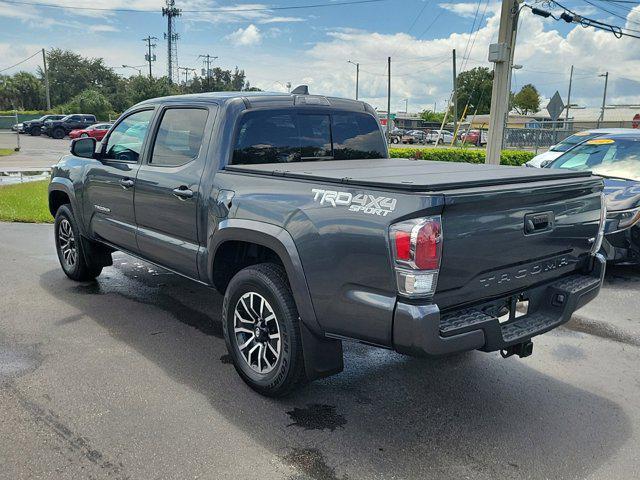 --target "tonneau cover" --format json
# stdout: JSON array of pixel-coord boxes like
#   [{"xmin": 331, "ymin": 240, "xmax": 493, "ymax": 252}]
[{"xmin": 225, "ymin": 158, "xmax": 594, "ymax": 191}]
